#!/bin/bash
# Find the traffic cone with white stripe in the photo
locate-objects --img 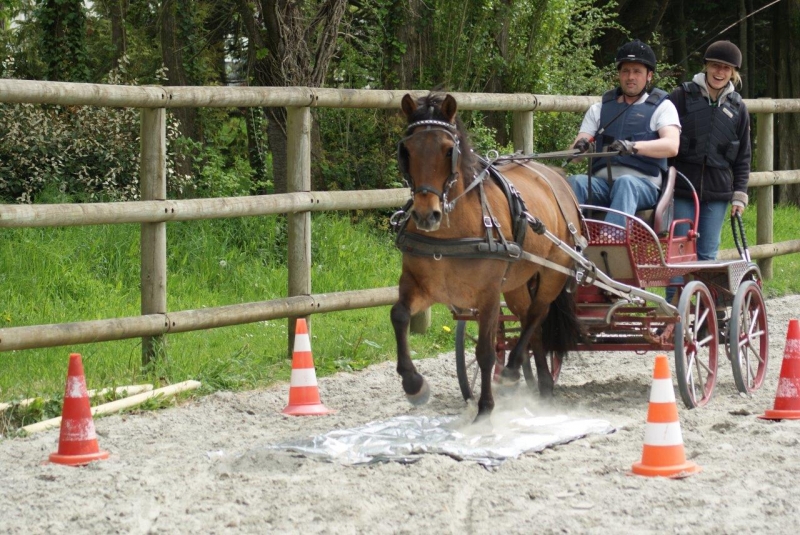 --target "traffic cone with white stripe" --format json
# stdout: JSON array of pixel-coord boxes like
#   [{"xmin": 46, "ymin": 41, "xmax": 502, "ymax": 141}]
[
  {"xmin": 282, "ymin": 318, "xmax": 333, "ymax": 416},
  {"xmin": 49, "ymin": 353, "xmax": 110, "ymax": 466},
  {"xmin": 760, "ymin": 319, "xmax": 800, "ymax": 420},
  {"xmin": 631, "ymin": 354, "xmax": 700, "ymax": 478}
]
